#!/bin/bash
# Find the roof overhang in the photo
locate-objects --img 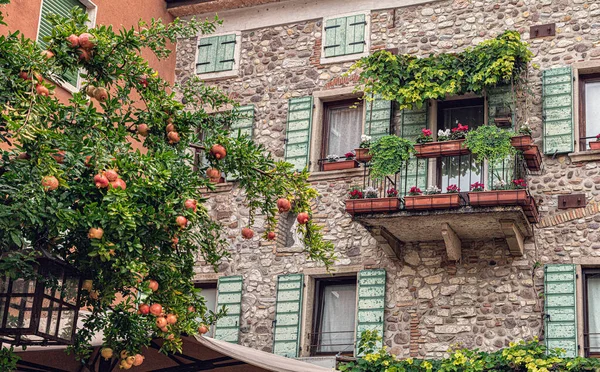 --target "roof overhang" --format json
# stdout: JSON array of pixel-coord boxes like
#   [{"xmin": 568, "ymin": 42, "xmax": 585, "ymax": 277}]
[{"xmin": 165, "ymin": 0, "xmax": 289, "ymax": 18}]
